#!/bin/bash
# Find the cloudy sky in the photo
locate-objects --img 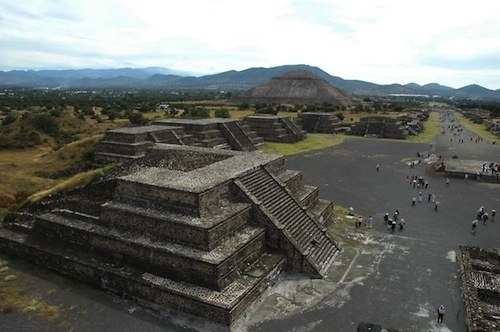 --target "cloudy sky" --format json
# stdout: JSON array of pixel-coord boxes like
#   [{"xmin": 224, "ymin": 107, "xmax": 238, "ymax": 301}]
[{"xmin": 1, "ymin": 0, "xmax": 500, "ymax": 89}]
